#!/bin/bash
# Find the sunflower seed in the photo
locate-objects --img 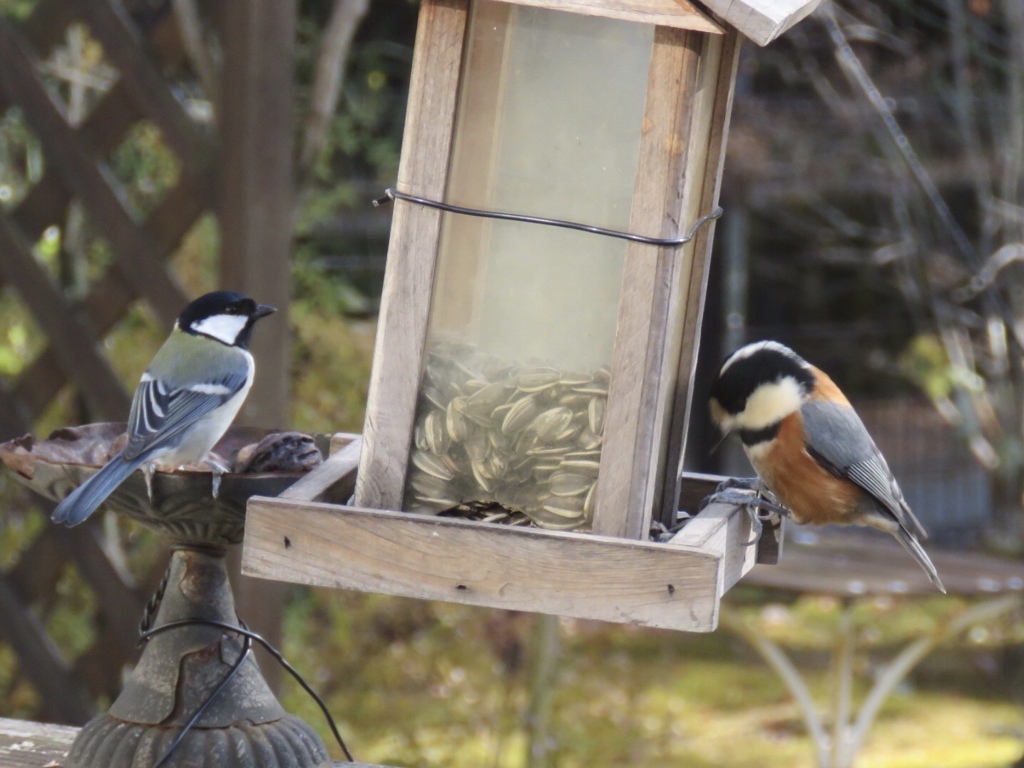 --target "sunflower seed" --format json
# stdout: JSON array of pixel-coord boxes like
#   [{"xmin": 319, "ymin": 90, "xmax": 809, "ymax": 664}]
[
  {"xmin": 548, "ymin": 472, "xmax": 592, "ymax": 497},
  {"xmin": 588, "ymin": 397, "xmax": 606, "ymax": 435},
  {"xmin": 502, "ymin": 396, "xmax": 540, "ymax": 434},
  {"xmin": 411, "ymin": 449, "xmax": 455, "ymax": 481},
  {"xmin": 527, "ymin": 407, "xmax": 573, "ymax": 441}
]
